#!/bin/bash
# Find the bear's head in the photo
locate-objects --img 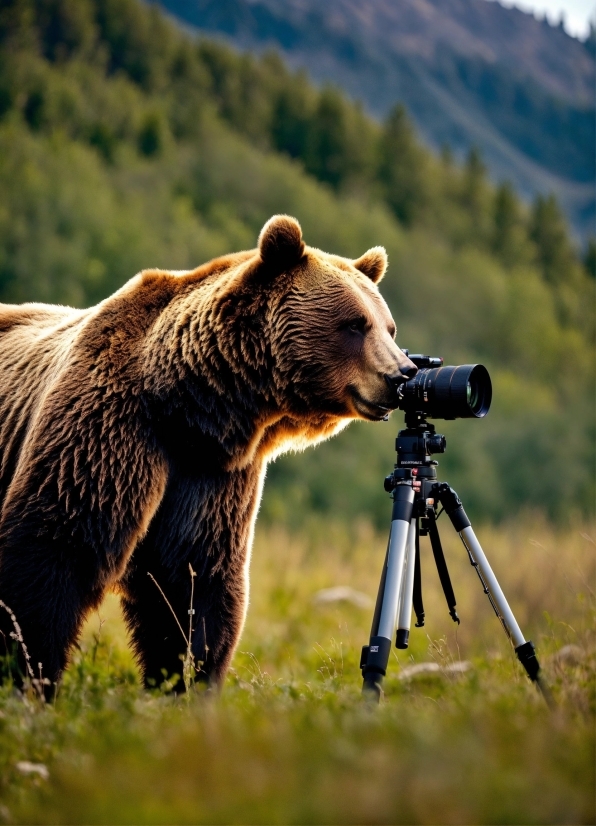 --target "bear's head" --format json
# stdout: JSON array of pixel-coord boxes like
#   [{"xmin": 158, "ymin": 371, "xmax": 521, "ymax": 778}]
[{"xmin": 227, "ymin": 215, "xmax": 417, "ymax": 426}]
